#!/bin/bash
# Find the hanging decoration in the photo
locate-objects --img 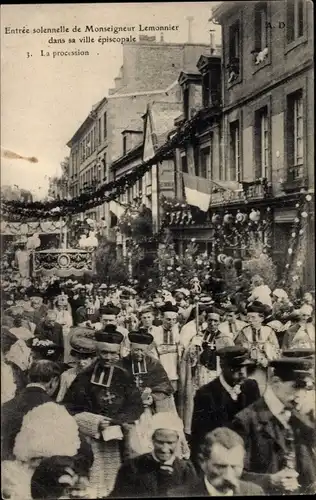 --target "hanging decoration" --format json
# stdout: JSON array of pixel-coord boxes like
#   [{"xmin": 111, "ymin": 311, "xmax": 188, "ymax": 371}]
[
  {"xmin": 2, "ymin": 106, "xmax": 221, "ymax": 221},
  {"xmin": 282, "ymin": 192, "xmax": 314, "ymax": 297}
]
